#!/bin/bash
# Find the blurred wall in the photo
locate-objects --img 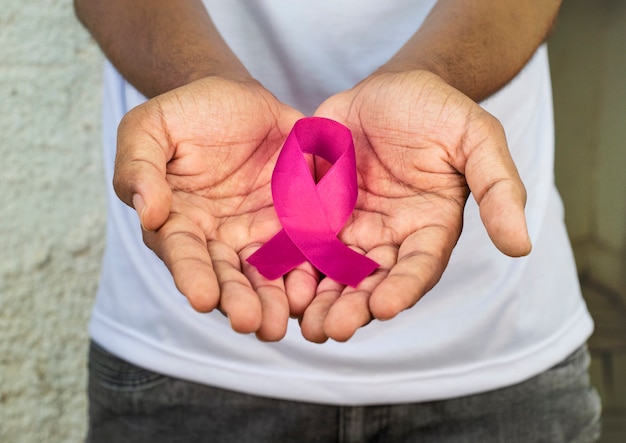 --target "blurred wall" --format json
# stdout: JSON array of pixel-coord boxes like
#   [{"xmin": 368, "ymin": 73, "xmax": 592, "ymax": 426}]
[
  {"xmin": 551, "ymin": 0, "xmax": 626, "ymax": 300},
  {"xmin": 550, "ymin": 1, "xmax": 626, "ymax": 439},
  {"xmin": 0, "ymin": 1, "xmax": 624, "ymax": 442}
]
